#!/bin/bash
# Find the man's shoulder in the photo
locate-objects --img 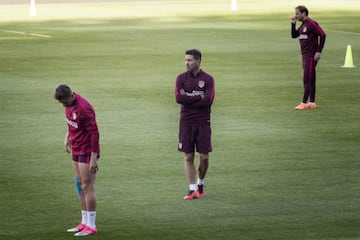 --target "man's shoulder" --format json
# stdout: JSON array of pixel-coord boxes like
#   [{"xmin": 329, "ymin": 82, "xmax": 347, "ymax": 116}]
[
  {"xmin": 308, "ymin": 18, "xmax": 318, "ymax": 23},
  {"xmin": 74, "ymin": 94, "xmax": 94, "ymax": 113},
  {"xmin": 200, "ymin": 70, "xmax": 215, "ymax": 81},
  {"xmin": 306, "ymin": 18, "xmax": 320, "ymax": 28},
  {"xmin": 177, "ymin": 71, "xmax": 189, "ymax": 79}
]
